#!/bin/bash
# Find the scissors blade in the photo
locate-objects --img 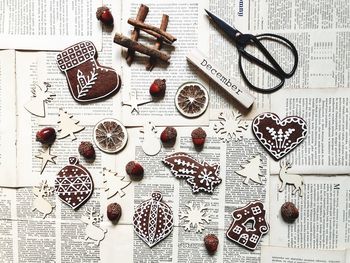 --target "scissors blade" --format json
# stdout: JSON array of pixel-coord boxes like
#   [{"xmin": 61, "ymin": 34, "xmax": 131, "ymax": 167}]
[{"xmin": 205, "ymin": 9, "xmax": 241, "ymax": 40}]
